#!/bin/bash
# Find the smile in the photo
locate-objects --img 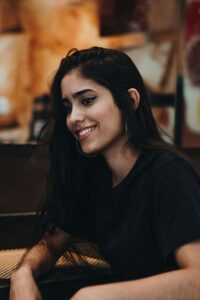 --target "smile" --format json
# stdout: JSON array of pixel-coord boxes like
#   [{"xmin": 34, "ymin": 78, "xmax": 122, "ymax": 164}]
[{"xmin": 77, "ymin": 126, "xmax": 96, "ymax": 140}]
